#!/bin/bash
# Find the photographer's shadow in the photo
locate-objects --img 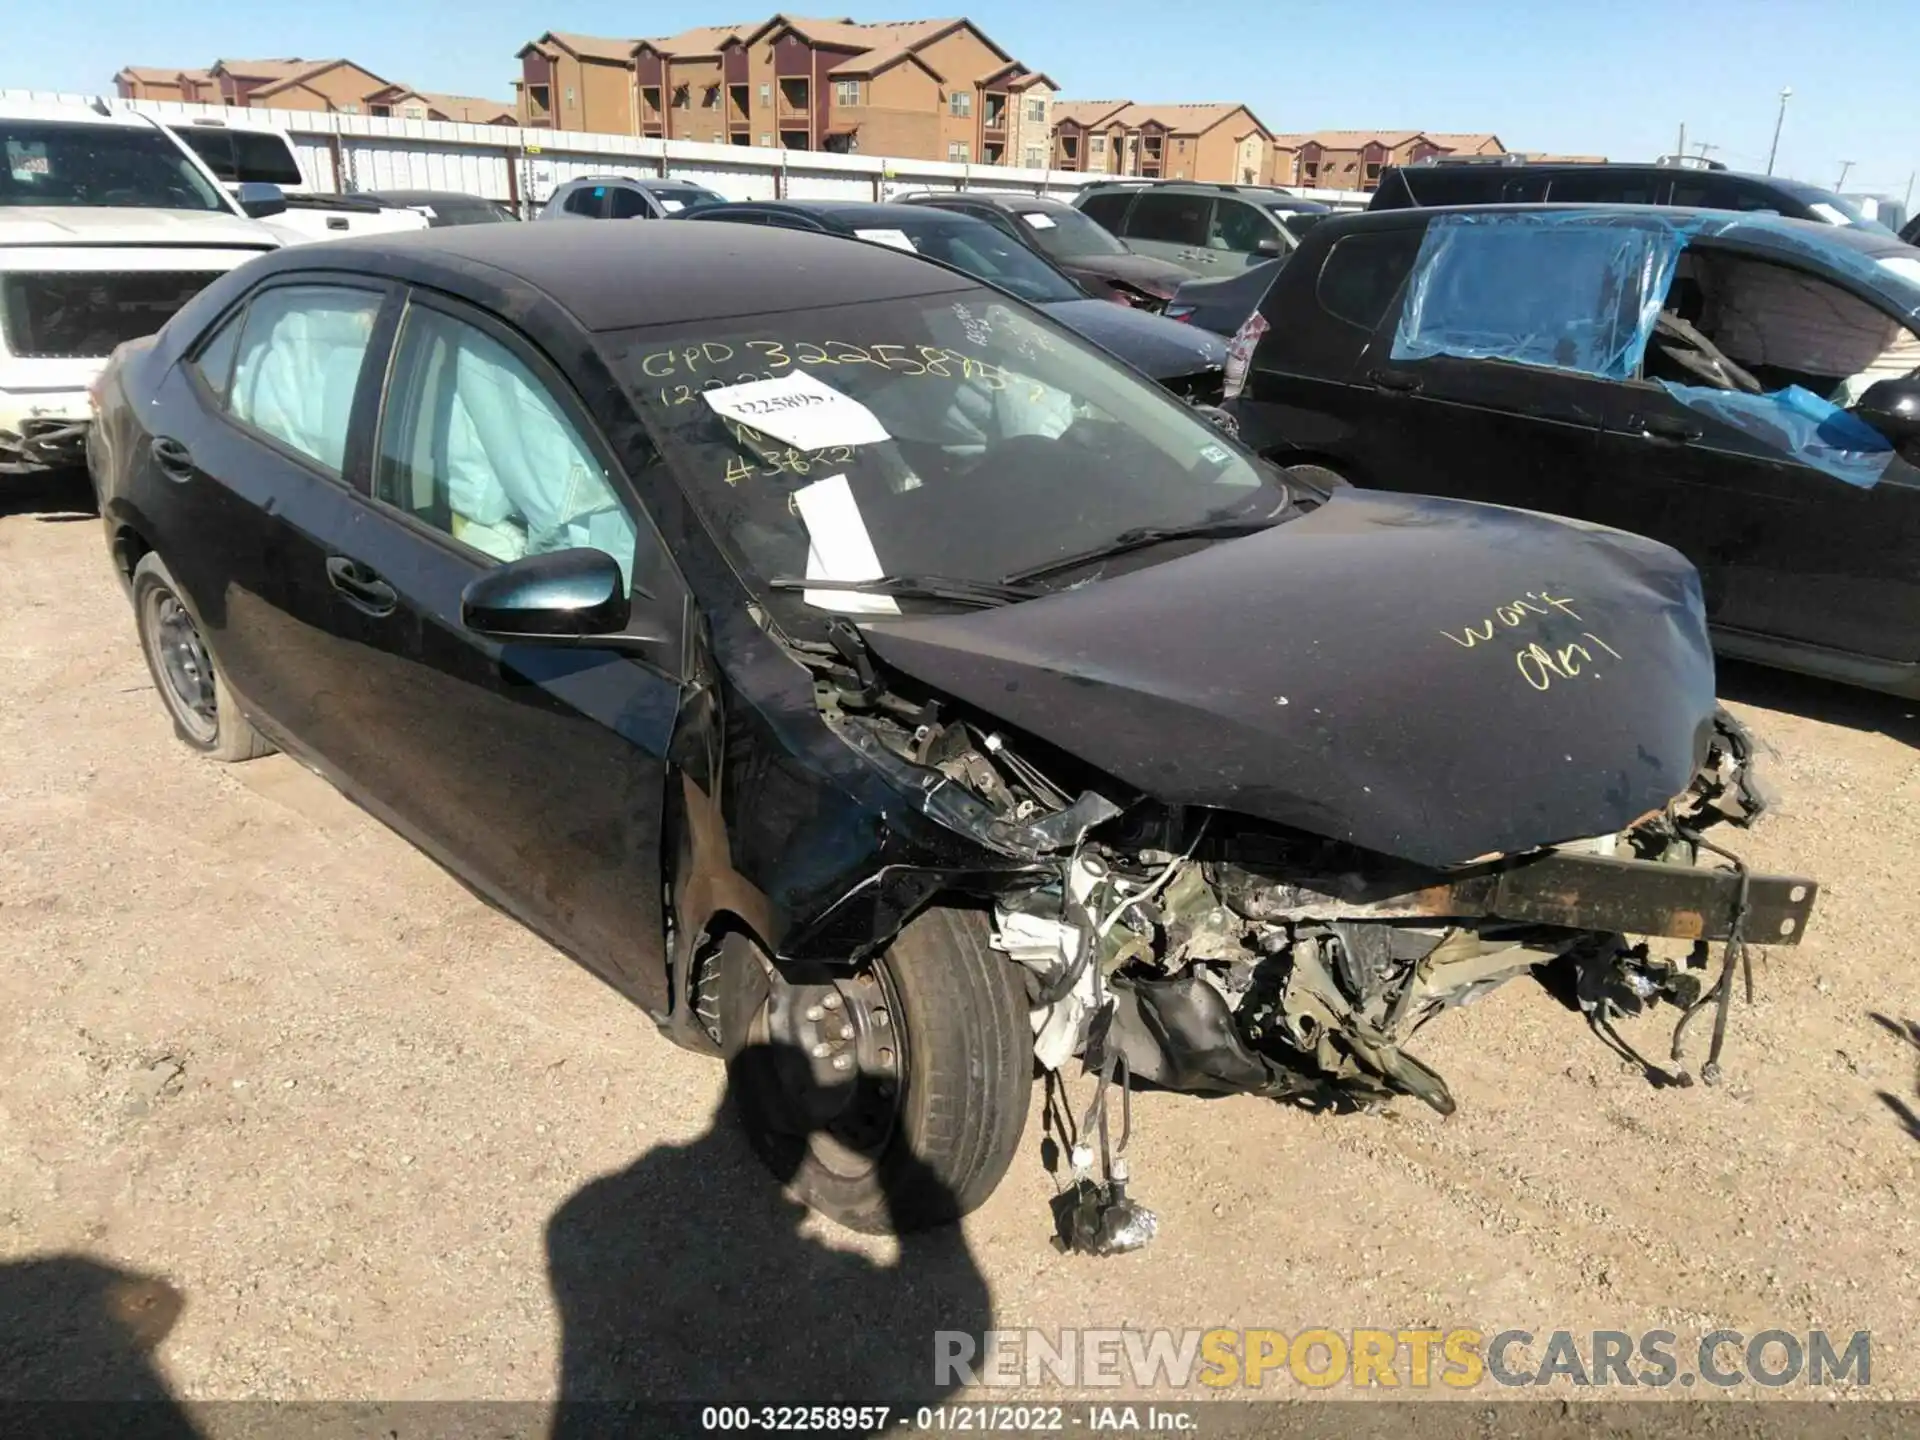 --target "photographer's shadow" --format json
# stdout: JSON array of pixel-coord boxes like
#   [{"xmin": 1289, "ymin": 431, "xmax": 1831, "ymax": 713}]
[{"xmin": 546, "ymin": 1041, "xmax": 991, "ymax": 1429}]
